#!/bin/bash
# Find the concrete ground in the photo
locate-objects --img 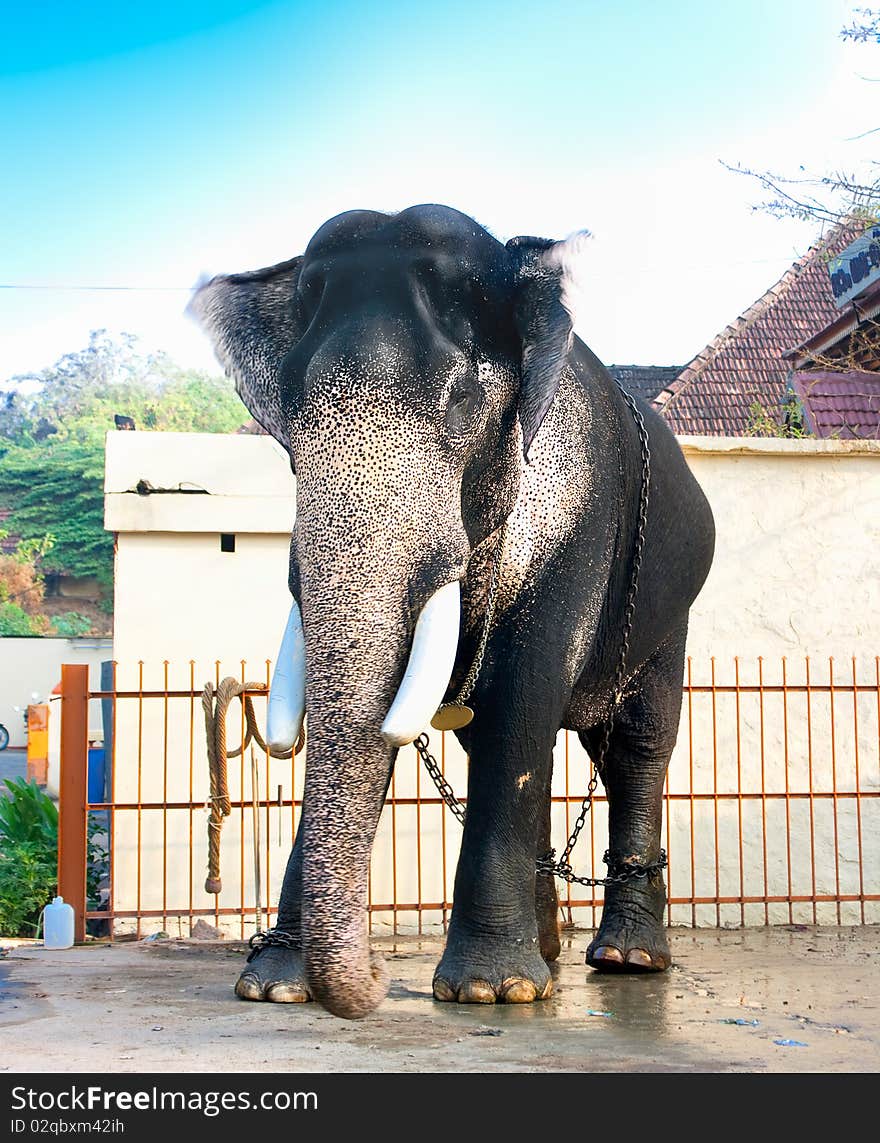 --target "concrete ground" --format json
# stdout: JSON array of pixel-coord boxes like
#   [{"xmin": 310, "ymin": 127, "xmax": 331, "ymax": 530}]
[{"xmin": 1, "ymin": 923, "xmax": 877, "ymax": 1074}]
